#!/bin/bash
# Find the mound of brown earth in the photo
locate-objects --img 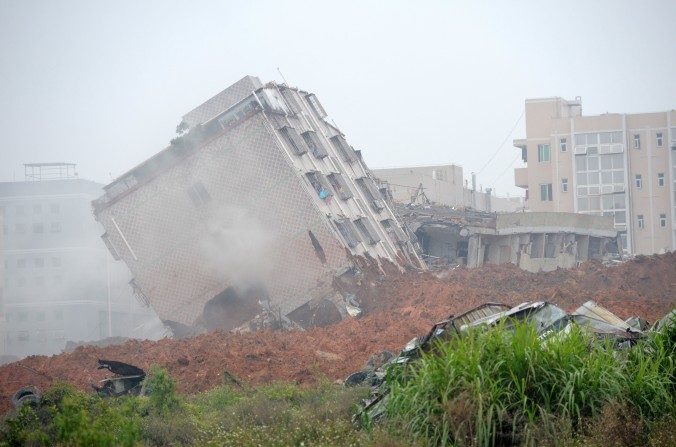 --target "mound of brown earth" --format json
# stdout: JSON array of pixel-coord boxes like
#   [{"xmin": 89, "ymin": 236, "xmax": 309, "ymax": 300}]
[{"xmin": 1, "ymin": 253, "xmax": 674, "ymax": 414}]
